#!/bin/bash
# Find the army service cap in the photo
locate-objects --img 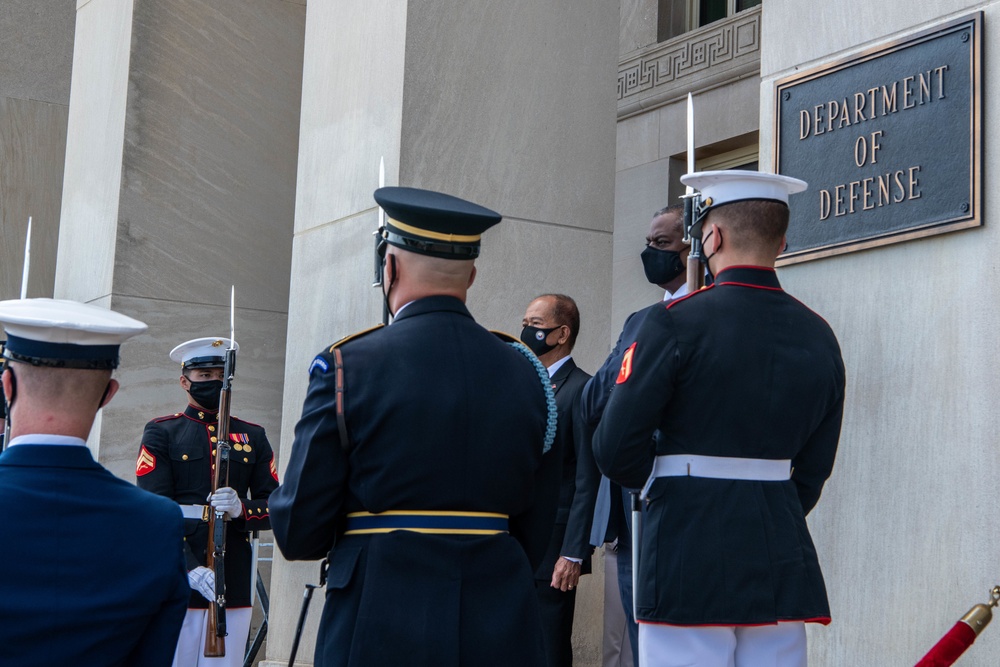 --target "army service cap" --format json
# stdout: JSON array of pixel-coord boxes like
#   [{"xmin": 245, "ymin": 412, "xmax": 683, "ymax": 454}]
[
  {"xmin": 170, "ymin": 337, "xmax": 238, "ymax": 370},
  {"xmin": 374, "ymin": 186, "xmax": 502, "ymax": 260},
  {"xmin": 0, "ymin": 298, "xmax": 147, "ymax": 369}
]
